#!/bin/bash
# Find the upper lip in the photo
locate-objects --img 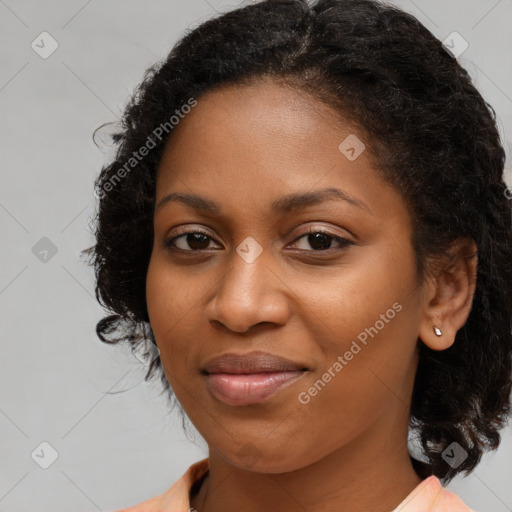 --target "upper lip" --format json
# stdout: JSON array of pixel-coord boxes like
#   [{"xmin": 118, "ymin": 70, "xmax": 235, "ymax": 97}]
[{"xmin": 202, "ymin": 351, "xmax": 308, "ymax": 374}]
